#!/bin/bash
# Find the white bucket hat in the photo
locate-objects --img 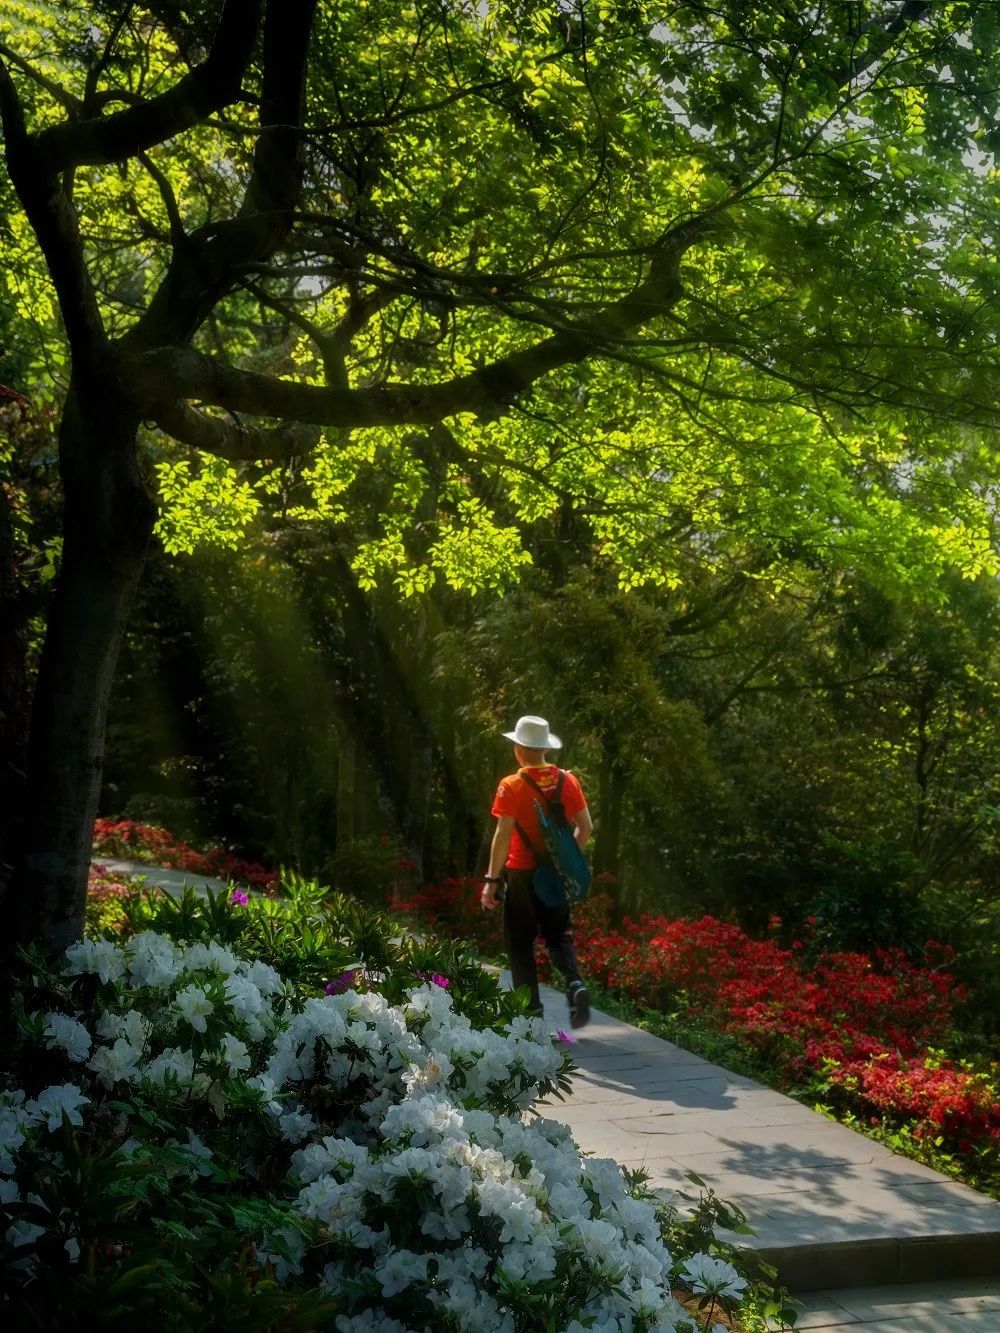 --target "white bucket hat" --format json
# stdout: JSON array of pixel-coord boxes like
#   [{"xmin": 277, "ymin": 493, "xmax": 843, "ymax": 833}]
[{"xmin": 502, "ymin": 715, "xmax": 562, "ymax": 750}]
